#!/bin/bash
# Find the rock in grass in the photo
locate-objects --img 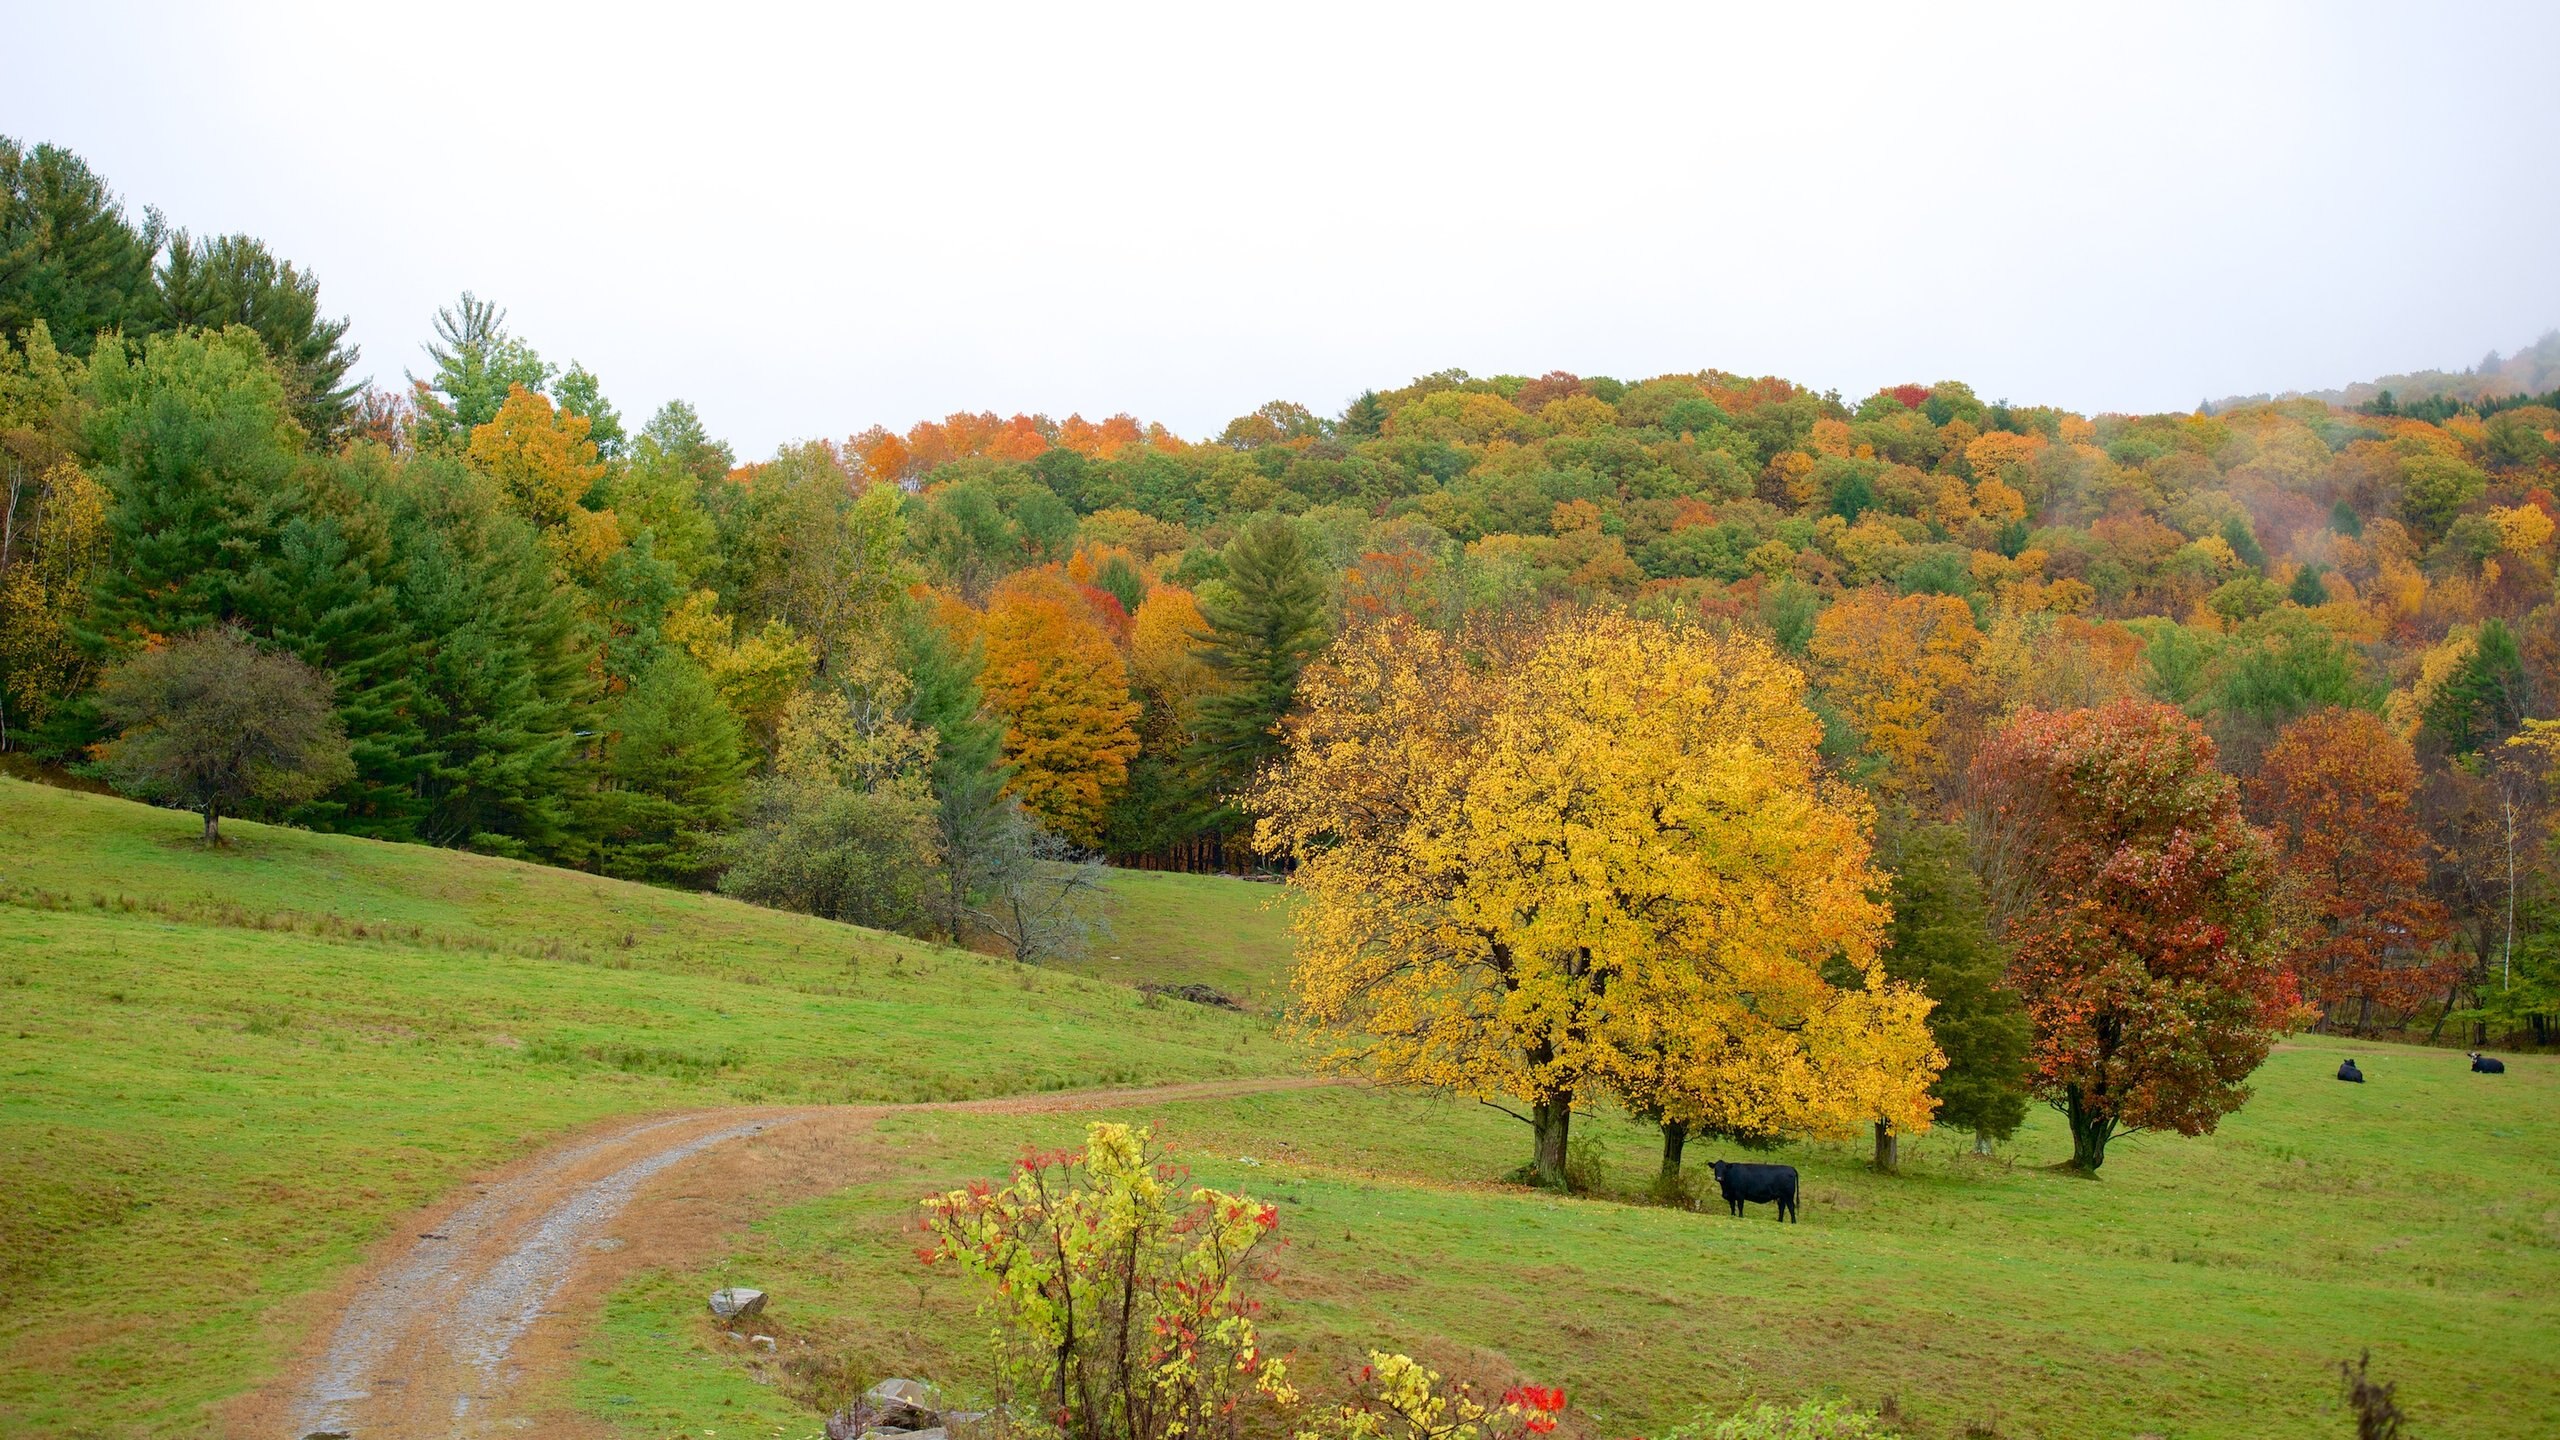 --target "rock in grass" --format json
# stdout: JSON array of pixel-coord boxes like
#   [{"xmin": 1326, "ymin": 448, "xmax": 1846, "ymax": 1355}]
[
  {"xmin": 825, "ymin": 1378, "xmax": 946, "ymax": 1439},
  {"xmin": 708, "ymin": 1286, "xmax": 766, "ymax": 1322}
]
